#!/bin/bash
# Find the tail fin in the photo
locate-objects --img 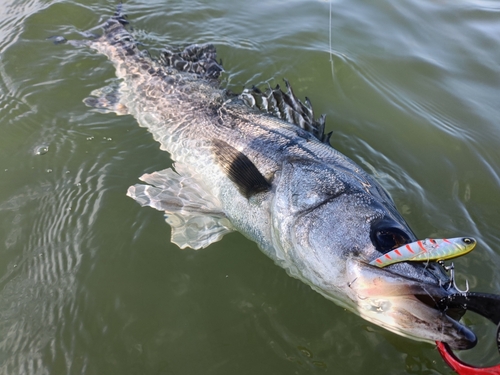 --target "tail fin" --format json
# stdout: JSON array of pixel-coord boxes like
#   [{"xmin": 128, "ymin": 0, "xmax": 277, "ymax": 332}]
[{"xmin": 104, "ymin": 4, "xmax": 223, "ymax": 79}]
